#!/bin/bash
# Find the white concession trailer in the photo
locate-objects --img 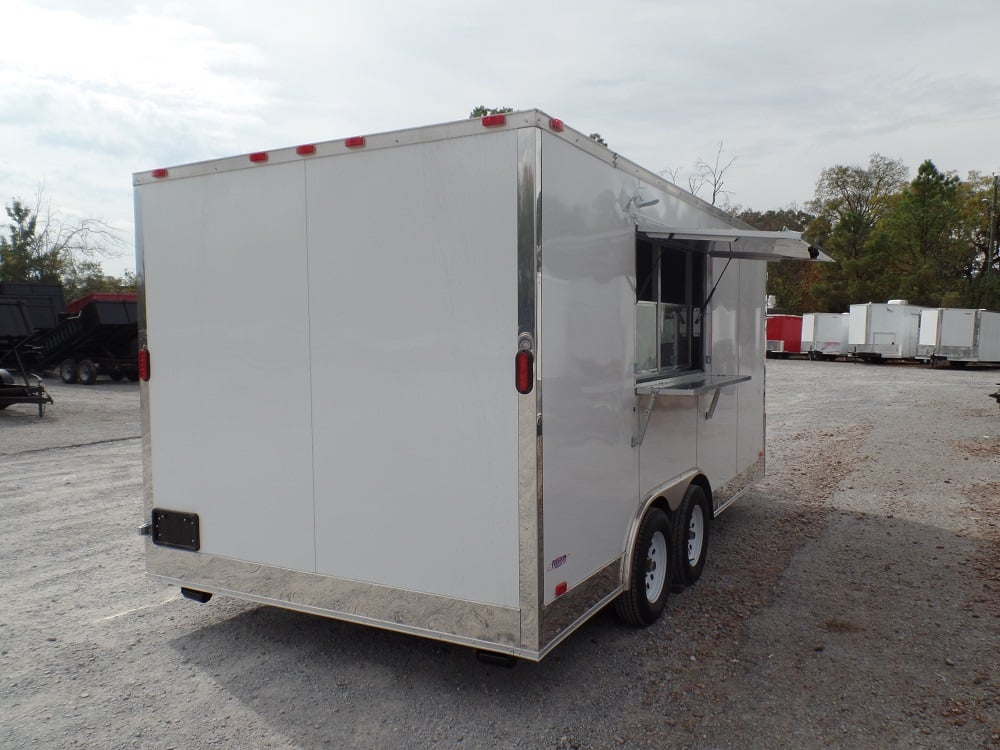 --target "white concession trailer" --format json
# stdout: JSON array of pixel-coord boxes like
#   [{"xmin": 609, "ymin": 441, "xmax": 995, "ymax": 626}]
[
  {"xmin": 848, "ymin": 300, "xmax": 928, "ymax": 362},
  {"xmin": 917, "ymin": 308, "xmax": 1000, "ymax": 365},
  {"xmin": 801, "ymin": 312, "xmax": 849, "ymax": 360},
  {"xmin": 133, "ymin": 110, "xmax": 828, "ymax": 661}
]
